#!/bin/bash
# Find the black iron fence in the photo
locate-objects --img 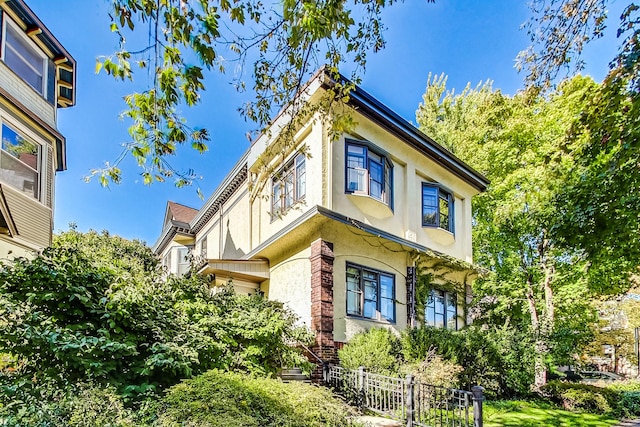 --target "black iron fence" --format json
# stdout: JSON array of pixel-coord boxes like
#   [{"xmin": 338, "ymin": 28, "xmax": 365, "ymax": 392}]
[{"xmin": 324, "ymin": 365, "xmax": 483, "ymax": 427}]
